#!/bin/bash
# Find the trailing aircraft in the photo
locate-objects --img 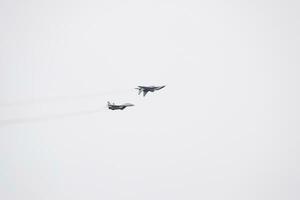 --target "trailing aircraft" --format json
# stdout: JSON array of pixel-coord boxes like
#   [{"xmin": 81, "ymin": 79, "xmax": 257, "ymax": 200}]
[{"xmin": 107, "ymin": 101, "xmax": 134, "ymax": 110}]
